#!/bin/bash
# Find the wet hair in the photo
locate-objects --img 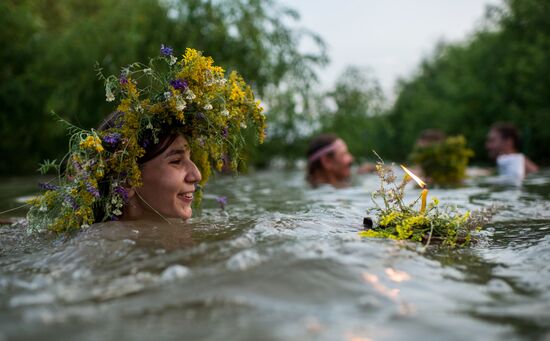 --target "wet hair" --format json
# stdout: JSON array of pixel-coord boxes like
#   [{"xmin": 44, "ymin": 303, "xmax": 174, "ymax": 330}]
[
  {"xmin": 97, "ymin": 111, "xmax": 180, "ymax": 165},
  {"xmin": 93, "ymin": 111, "xmax": 180, "ymax": 221},
  {"xmin": 306, "ymin": 133, "xmax": 338, "ymax": 185},
  {"xmin": 491, "ymin": 122, "xmax": 521, "ymax": 150}
]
